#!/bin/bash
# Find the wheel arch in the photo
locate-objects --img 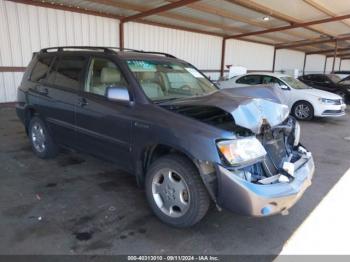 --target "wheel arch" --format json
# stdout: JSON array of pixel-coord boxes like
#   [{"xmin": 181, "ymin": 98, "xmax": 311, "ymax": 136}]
[
  {"xmin": 135, "ymin": 143, "xmax": 218, "ymax": 205},
  {"xmin": 291, "ymin": 100, "xmax": 315, "ymax": 120},
  {"xmin": 137, "ymin": 144, "xmax": 199, "ymax": 183},
  {"xmin": 24, "ymin": 106, "xmax": 38, "ymax": 134}
]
